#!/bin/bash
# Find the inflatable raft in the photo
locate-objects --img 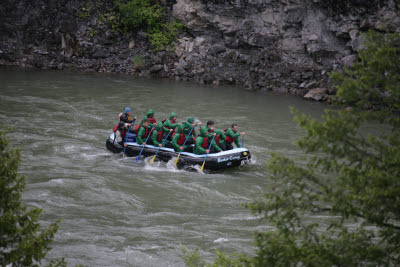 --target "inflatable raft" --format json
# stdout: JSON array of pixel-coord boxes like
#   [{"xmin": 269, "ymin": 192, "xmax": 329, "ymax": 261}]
[{"xmin": 106, "ymin": 133, "xmax": 251, "ymax": 171}]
